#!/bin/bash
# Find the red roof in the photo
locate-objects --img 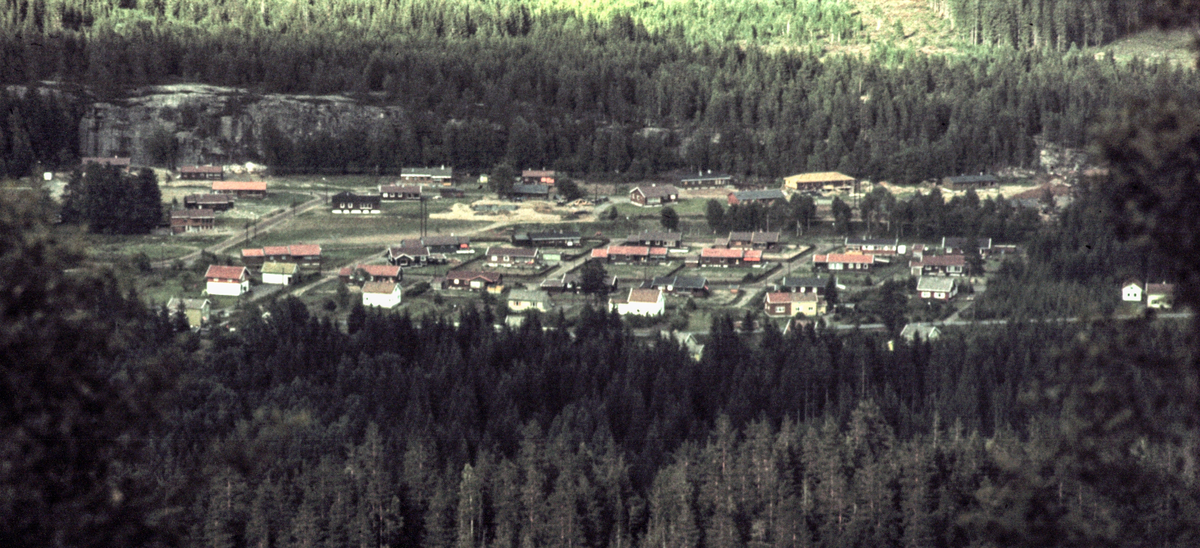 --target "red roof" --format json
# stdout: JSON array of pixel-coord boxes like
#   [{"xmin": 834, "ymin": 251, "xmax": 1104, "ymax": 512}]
[
  {"xmin": 628, "ymin": 288, "xmax": 662, "ymax": 303},
  {"xmin": 766, "ymin": 292, "xmax": 817, "ymax": 304},
  {"xmin": 914, "ymin": 255, "xmax": 965, "ymax": 267},
  {"xmin": 702, "ymin": 248, "xmax": 745, "ymax": 259},
  {"xmin": 814, "ymin": 253, "xmax": 875, "ymax": 264},
  {"xmin": 744, "ymin": 250, "xmax": 763, "ymax": 262},
  {"xmin": 607, "ymin": 246, "xmax": 650, "ymax": 256},
  {"xmin": 446, "ymin": 270, "xmax": 501, "ymax": 283},
  {"xmin": 213, "ymin": 181, "xmax": 267, "ymax": 191},
  {"xmin": 288, "ymin": 244, "xmax": 321, "ymax": 257},
  {"xmin": 591, "ymin": 248, "xmax": 609, "ymax": 259},
  {"xmin": 205, "ymin": 265, "xmax": 247, "ymax": 280},
  {"xmin": 362, "ymin": 281, "xmax": 399, "ymax": 294},
  {"xmin": 359, "ymin": 264, "xmax": 402, "ymax": 277},
  {"xmin": 241, "ymin": 248, "xmax": 265, "ymax": 257},
  {"xmin": 649, "ymin": 247, "xmax": 668, "ymax": 256},
  {"xmin": 263, "ymin": 246, "xmax": 290, "ymax": 256},
  {"xmin": 381, "ymin": 184, "xmax": 421, "ymax": 194}
]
